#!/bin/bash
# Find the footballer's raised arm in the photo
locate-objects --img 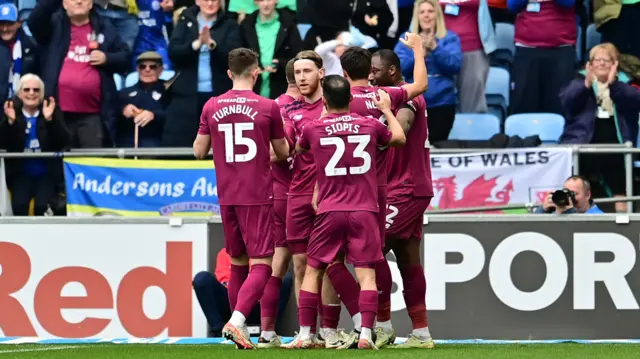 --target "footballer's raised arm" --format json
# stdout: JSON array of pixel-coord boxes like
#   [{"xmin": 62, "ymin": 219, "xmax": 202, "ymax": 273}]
[
  {"xmin": 194, "ymin": 101, "xmax": 213, "ymax": 159},
  {"xmin": 373, "ymin": 89, "xmax": 406, "ymax": 146},
  {"xmin": 398, "ymin": 32, "xmax": 427, "ymax": 100},
  {"xmin": 270, "ymin": 101, "xmax": 290, "ymax": 160}
]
